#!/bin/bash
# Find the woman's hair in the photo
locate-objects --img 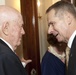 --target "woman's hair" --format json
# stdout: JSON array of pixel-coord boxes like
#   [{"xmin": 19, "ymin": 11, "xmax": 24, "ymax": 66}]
[
  {"xmin": 47, "ymin": 34, "xmax": 67, "ymax": 51},
  {"xmin": 47, "ymin": 34, "xmax": 59, "ymax": 46}
]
